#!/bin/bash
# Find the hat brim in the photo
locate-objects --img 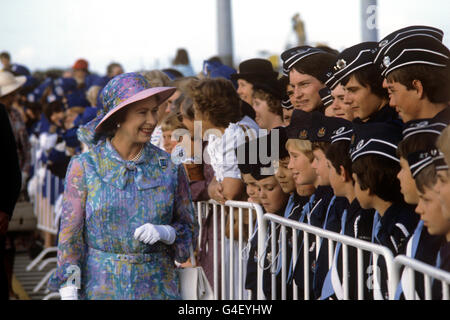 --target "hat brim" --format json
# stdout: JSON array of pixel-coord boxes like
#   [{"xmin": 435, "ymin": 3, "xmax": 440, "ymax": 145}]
[
  {"xmin": 230, "ymin": 71, "xmax": 279, "ymax": 81},
  {"xmin": 0, "ymin": 75, "xmax": 27, "ymax": 97},
  {"xmin": 95, "ymin": 86, "xmax": 177, "ymax": 132}
]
